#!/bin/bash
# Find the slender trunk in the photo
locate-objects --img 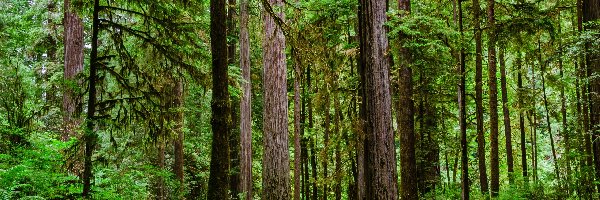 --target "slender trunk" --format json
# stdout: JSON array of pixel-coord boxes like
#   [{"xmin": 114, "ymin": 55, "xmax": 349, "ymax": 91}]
[
  {"xmin": 293, "ymin": 50, "xmax": 302, "ymax": 200},
  {"xmin": 473, "ymin": 0, "xmax": 489, "ymax": 193},
  {"xmin": 499, "ymin": 48, "xmax": 514, "ymax": 185},
  {"xmin": 207, "ymin": 0, "xmax": 232, "ymax": 198},
  {"xmin": 357, "ymin": 3, "xmax": 366, "ymax": 199},
  {"xmin": 173, "ymin": 80, "xmax": 185, "ymax": 193},
  {"xmin": 156, "ymin": 139, "xmax": 166, "ymax": 200},
  {"xmin": 397, "ymin": 0, "xmax": 417, "ymax": 199},
  {"xmin": 557, "ymin": 12, "xmax": 571, "ymax": 193},
  {"xmin": 239, "ymin": 0, "xmax": 252, "ymax": 198},
  {"xmin": 359, "ymin": 0, "xmax": 398, "ymax": 198},
  {"xmin": 530, "ymin": 59, "xmax": 539, "ymax": 183},
  {"xmin": 457, "ymin": 0, "xmax": 469, "ymax": 198},
  {"xmin": 82, "ymin": 0, "xmax": 100, "ymax": 196},
  {"xmin": 261, "ymin": 0, "xmax": 291, "ymax": 198},
  {"xmin": 334, "ymin": 89, "xmax": 342, "ymax": 200},
  {"xmin": 310, "ymin": 138, "xmax": 318, "ymax": 200},
  {"xmin": 539, "ymin": 41, "xmax": 561, "ymax": 184},
  {"xmin": 323, "ymin": 85, "xmax": 331, "ymax": 200},
  {"xmin": 517, "ymin": 53, "xmax": 528, "ymax": 184},
  {"xmin": 583, "ymin": 0, "xmax": 600, "ymax": 193},
  {"xmin": 486, "ymin": 0, "xmax": 500, "ymax": 195},
  {"xmin": 577, "ymin": 0, "xmax": 594, "ymax": 195},
  {"xmin": 62, "ymin": 0, "xmax": 84, "ymax": 141},
  {"xmin": 228, "ymin": 0, "xmax": 241, "ymax": 196}
]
